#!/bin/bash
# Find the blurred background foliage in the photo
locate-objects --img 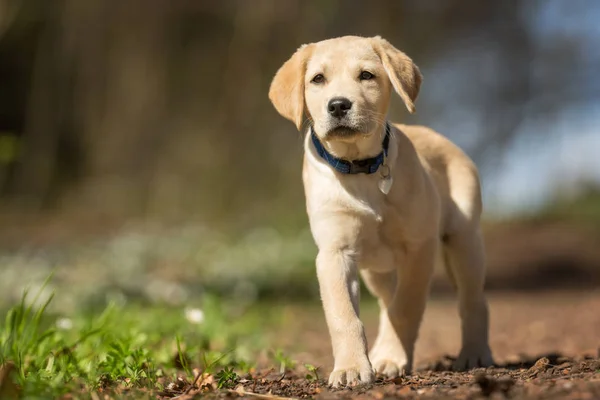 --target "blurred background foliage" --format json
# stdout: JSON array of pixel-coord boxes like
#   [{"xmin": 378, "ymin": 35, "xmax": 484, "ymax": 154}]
[{"xmin": 0, "ymin": 0, "xmax": 599, "ymax": 312}]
